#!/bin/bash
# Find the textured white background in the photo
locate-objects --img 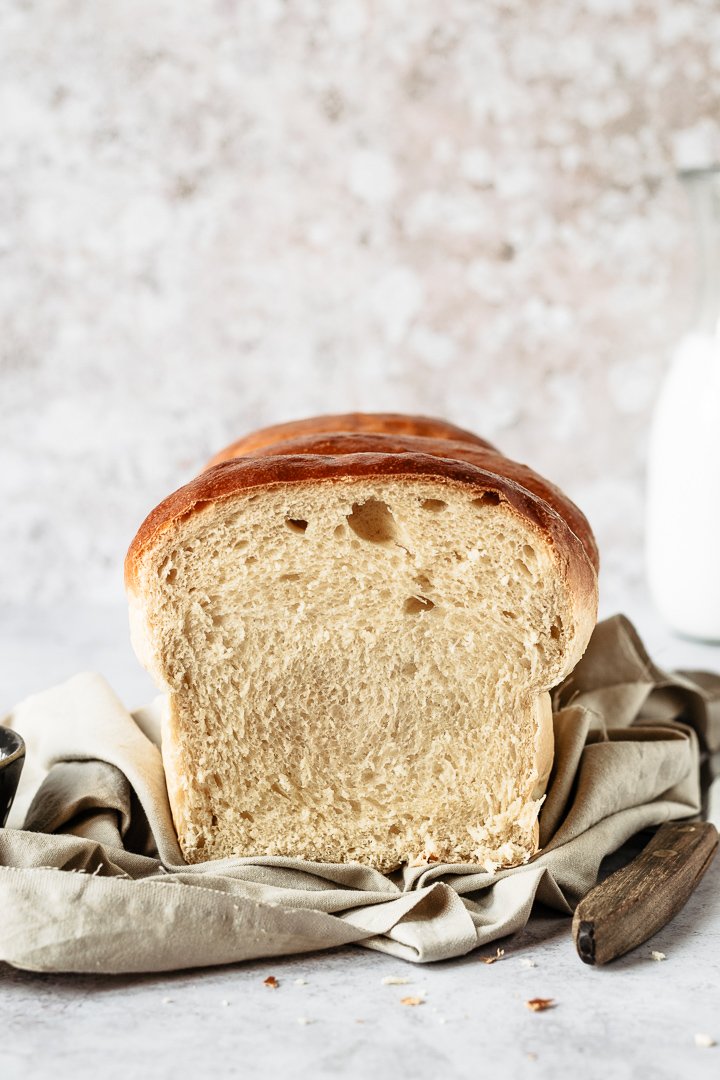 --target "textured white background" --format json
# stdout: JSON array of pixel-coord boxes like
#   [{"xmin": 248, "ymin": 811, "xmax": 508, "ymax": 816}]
[{"xmin": 2, "ymin": 0, "xmax": 720, "ymax": 608}]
